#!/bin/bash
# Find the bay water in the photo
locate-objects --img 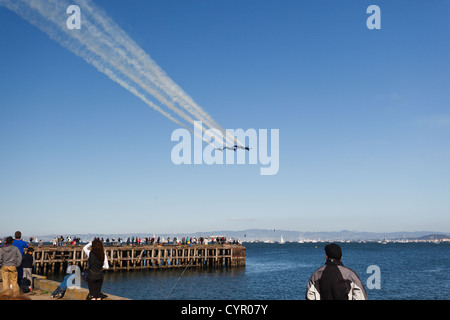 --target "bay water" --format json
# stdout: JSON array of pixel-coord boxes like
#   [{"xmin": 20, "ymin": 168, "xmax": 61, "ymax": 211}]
[{"xmin": 49, "ymin": 242, "xmax": 449, "ymax": 300}]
